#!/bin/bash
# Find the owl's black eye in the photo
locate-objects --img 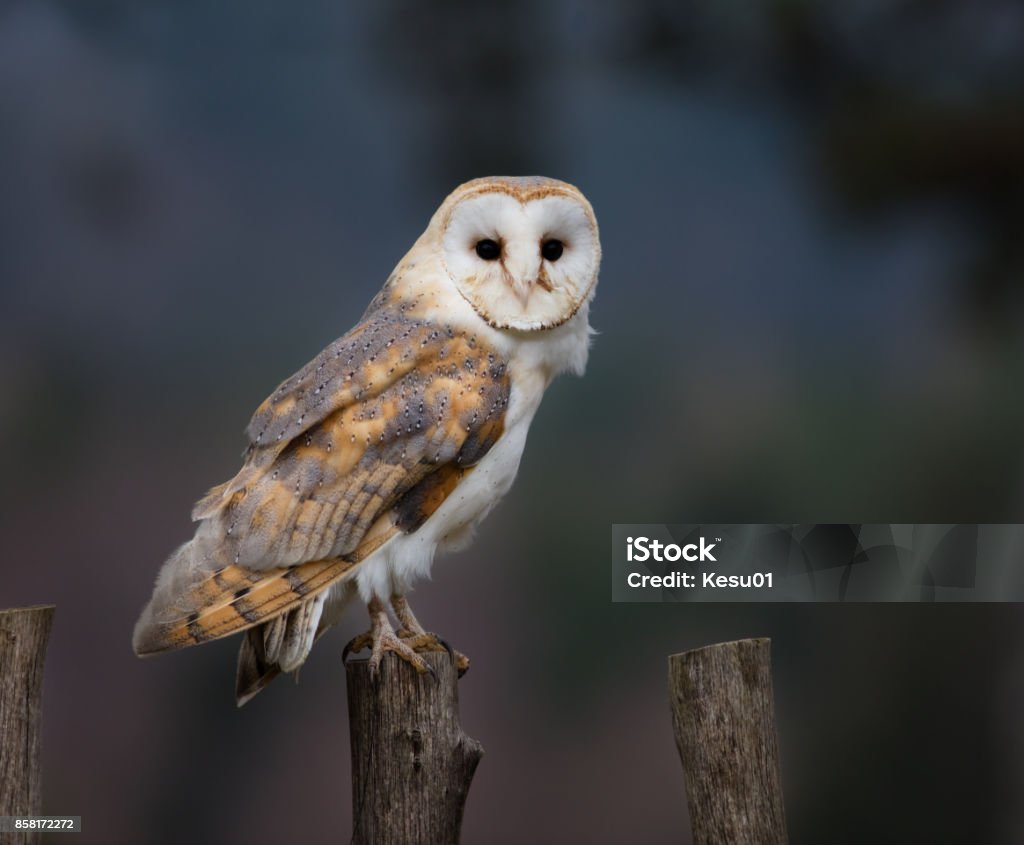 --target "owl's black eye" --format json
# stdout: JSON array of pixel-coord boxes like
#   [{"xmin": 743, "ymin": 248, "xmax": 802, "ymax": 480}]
[
  {"xmin": 475, "ymin": 239, "xmax": 501, "ymax": 260},
  {"xmin": 541, "ymin": 239, "xmax": 564, "ymax": 261}
]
